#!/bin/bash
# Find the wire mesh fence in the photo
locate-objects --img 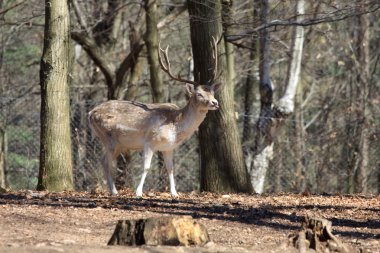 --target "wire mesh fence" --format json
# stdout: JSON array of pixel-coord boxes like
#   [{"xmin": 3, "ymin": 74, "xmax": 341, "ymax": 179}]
[
  {"xmin": 1, "ymin": 92, "xmax": 379, "ymax": 194},
  {"xmin": 0, "ymin": 95, "xmax": 201, "ymax": 193}
]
